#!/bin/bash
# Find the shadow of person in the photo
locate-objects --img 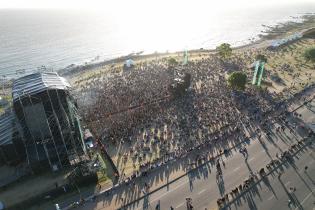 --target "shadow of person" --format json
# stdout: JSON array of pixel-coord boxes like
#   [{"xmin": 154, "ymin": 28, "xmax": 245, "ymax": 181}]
[
  {"xmin": 142, "ymin": 194, "xmax": 150, "ymax": 210},
  {"xmin": 304, "ymin": 171, "xmax": 315, "ymax": 185},
  {"xmin": 261, "ymin": 176, "xmax": 278, "ymax": 199},
  {"xmin": 278, "ymin": 176, "xmax": 303, "ymax": 210},
  {"xmin": 245, "ymin": 193, "xmax": 258, "ymax": 210}
]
